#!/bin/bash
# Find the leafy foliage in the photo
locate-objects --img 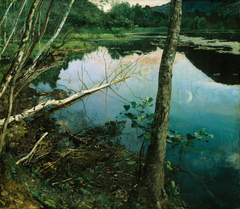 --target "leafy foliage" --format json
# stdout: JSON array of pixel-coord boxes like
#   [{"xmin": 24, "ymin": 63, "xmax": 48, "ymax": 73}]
[
  {"xmin": 122, "ymin": 96, "xmax": 154, "ymax": 146},
  {"xmin": 167, "ymin": 128, "xmax": 214, "ymax": 155}
]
